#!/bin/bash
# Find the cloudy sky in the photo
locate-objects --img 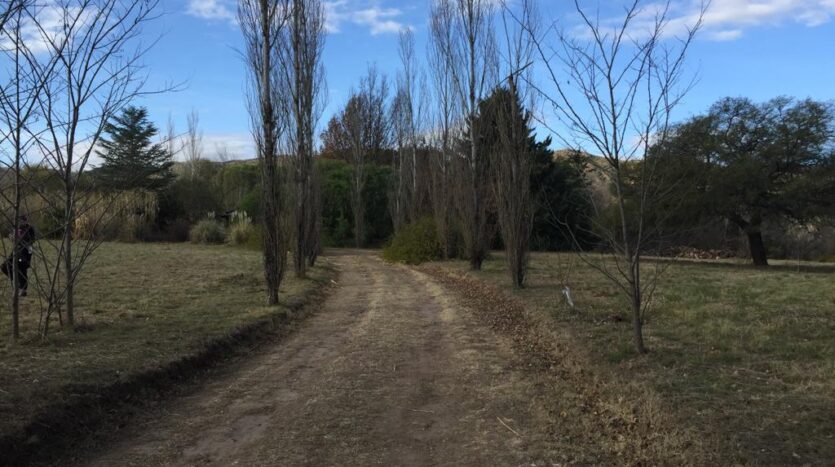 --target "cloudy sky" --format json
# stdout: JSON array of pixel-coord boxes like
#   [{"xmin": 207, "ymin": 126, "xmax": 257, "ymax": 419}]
[{"xmin": 136, "ymin": 0, "xmax": 835, "ymax": 159}]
